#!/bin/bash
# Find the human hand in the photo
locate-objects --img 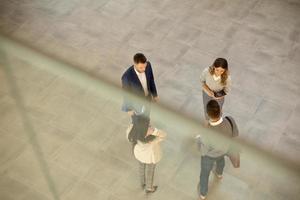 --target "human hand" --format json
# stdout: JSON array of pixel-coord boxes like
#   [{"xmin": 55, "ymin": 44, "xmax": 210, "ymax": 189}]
[
  {"xmin": 214, "ymin": 96, "xmax": 224, "ymax": 100},
  {"xmin": 146, "ymin": 126, "xmax": 155, "ymax": 136},
  {"xmin": 207, "ymin": 90, "xmax": 215, "ymax": 98}
]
